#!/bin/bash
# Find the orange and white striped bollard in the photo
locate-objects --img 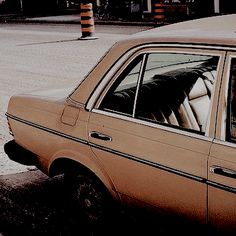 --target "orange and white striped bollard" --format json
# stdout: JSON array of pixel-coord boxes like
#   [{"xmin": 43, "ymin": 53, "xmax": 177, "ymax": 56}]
[
  {"xmin": 153, "ymin": 0, "xmax": 165, "ymax": 25},
  {"xmin": 79, "ymin": 3, "xmax": 98, "ymax": 40}
]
